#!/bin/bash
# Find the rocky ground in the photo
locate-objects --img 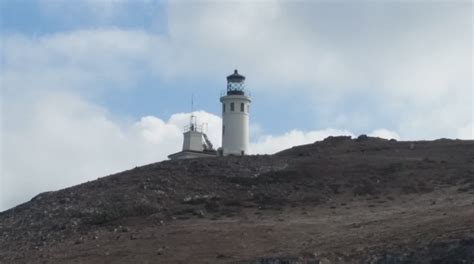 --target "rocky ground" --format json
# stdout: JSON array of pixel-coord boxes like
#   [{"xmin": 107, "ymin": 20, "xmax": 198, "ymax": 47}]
[{"xmin": 1, "ymin": 136, "xmax": 473, "ymax": 263}]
